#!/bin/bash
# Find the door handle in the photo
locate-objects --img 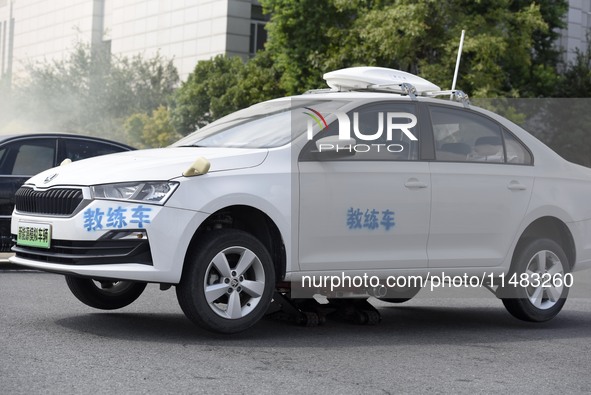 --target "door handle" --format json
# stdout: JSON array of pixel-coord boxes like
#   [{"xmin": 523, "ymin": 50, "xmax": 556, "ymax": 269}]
[
  {"xmin": 404, "ymin": 179, "xmax": 428, "ymax": 189},
  {"xmin": 507, "ymin": 181, "xmax": 527, "ymax": 191}
]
